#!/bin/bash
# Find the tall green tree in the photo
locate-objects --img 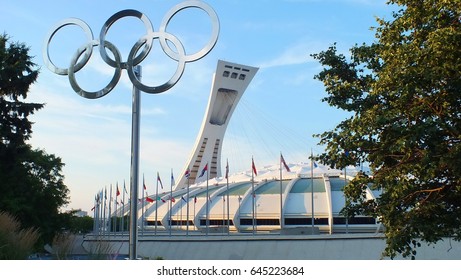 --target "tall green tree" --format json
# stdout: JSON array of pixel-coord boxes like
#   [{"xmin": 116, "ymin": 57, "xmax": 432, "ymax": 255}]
[
  {"xmin": 0, "ymin": 34, "xmax": 70, "ymax": 248},
  {"xmin": 311, "ymin": 1, "xmax": 461, "ymax": 259}
]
